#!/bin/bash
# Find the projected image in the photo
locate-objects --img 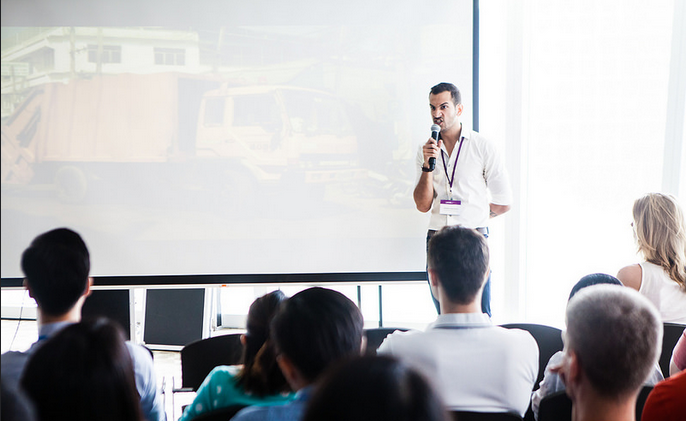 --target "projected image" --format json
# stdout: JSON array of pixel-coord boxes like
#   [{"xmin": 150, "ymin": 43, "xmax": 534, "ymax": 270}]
[{"xmin": 1, "ymin": 20, "xmax": 472, "ymax": 277}]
